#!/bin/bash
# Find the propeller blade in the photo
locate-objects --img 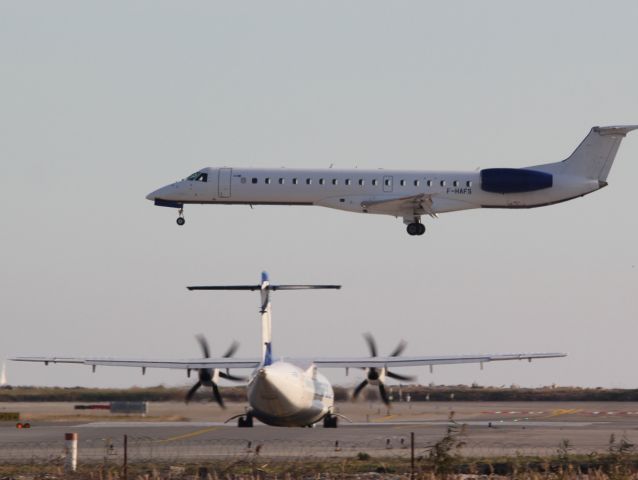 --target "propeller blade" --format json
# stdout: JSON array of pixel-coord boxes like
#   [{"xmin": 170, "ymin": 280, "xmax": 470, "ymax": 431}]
[
  {"xmin": 386, "ymin": 370, "xmax": 416, "ymax": 382},
  {"xmin": 352, "ymin": 379, "xmax": 368, "ymax": 399},
  {"xmin": 211, "ymin": 382, "xmax": 225, "ymax": 409},
  {"xmin": 222, "ymin": 341, "xmax": 239, "ymax": 358},
  {"xmin": 219, "ymin": 371, "xmax": 247, "ymax": 382},
  {"xmin": 389, "ymin": 340, "xmax": 407, "ymax": 357},
  {"xmin": 196, "ymin": 334, "xmax": 211, "ymax": 358},
  {"xmin": 378, "ymin": 382, "xmax": 390, "ymax": 406},
  {"xmin": 185, "ymin": 381, "xmax": 202, "ymax": 403},
  {"xmin": 363, "ymin": 333, "xmax": 378, "ymax": 357}
]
